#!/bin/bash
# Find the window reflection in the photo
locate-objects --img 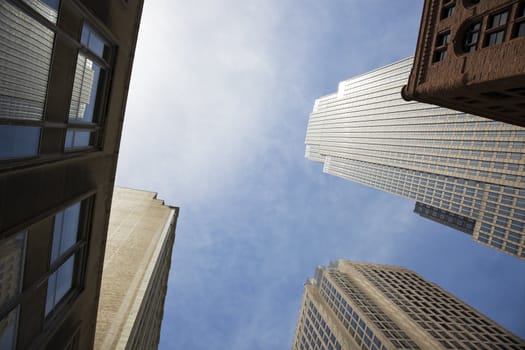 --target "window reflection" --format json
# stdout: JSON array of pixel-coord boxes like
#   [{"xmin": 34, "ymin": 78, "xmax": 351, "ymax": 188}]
[
  {"xmin": 21, "ymin": 0, "xmax": 59, "ymax": 23},
  {"xmin": 68, "ymin": 55, "xmax": 102, "ymax": 122}
]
